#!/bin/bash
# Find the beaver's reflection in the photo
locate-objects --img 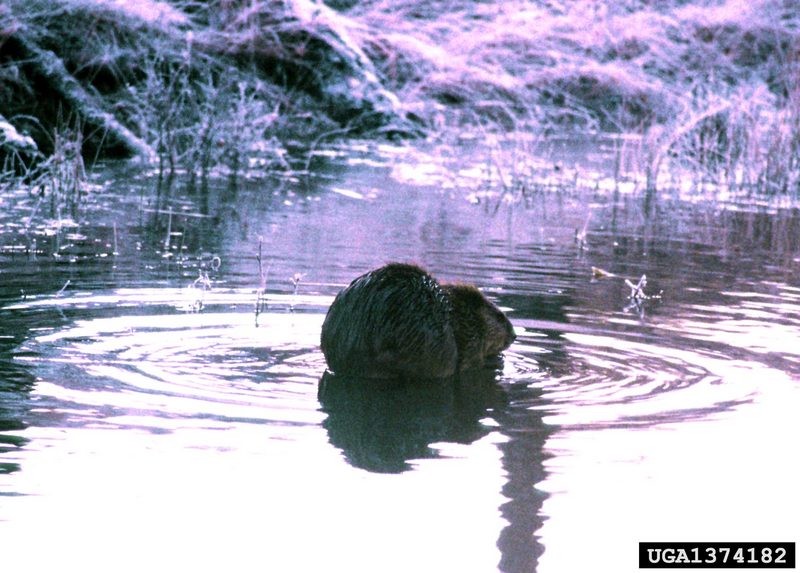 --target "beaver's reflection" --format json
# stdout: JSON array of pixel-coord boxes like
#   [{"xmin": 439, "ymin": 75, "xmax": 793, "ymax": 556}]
[{"xmin": 318, "ymin": 368, "xmax": 506, "ymax": 473}]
